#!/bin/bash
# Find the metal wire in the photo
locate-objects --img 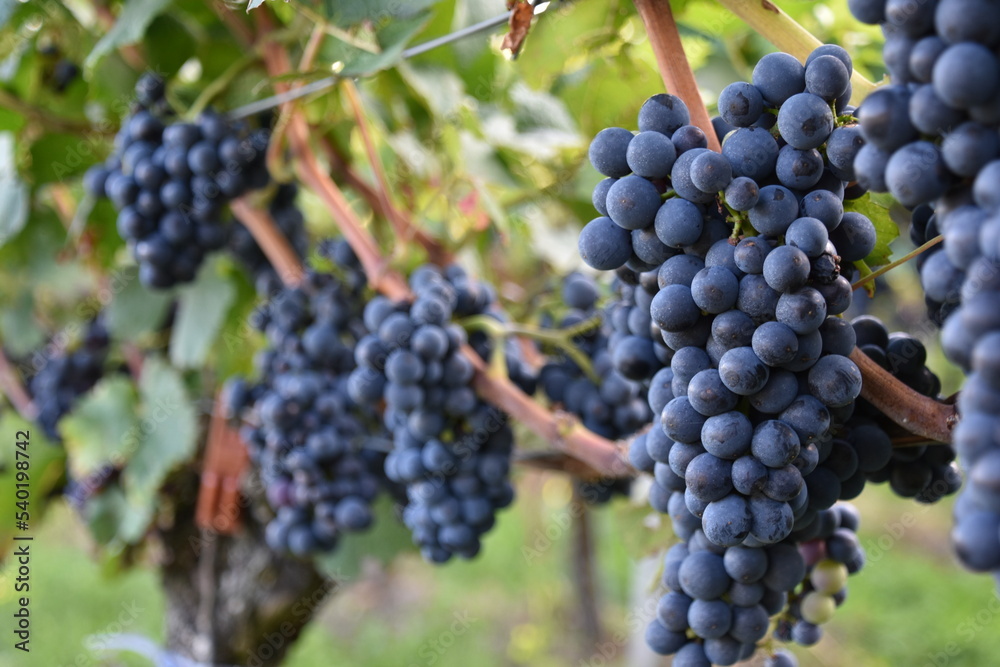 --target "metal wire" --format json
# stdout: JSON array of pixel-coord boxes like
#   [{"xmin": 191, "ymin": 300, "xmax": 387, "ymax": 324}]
[{"xmin": 228, "ymin": 3, "xmax": 552, "ymax": 119}]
